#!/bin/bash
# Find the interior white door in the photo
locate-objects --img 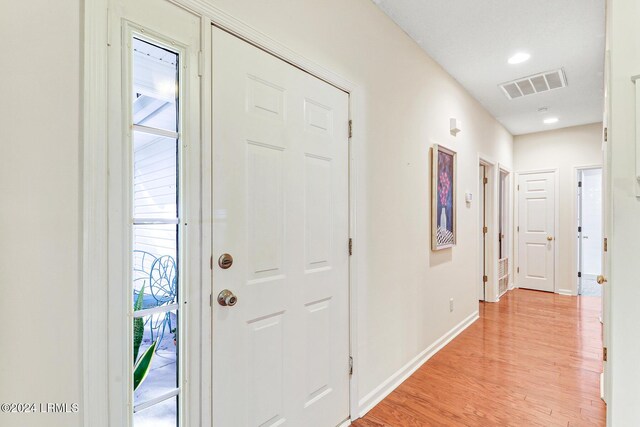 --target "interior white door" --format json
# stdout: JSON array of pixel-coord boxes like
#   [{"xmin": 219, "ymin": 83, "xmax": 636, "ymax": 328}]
[
  {"xmin": 577, "ymin": 174, "xmax": 584, "ymax": 293},
  {"xmin": 601, "ymin": 119, "xmax": 610, "ymax": 401},
  {"xmin": 212, "ymin": 27, "xmax": 350, "ymax": 427},
  {"xmin": 479, "ymin": 164, "xmax": 486, "ymax": 301},
  {"xmin": 518, "ymin": 172, "xmax": 556, "ymax": 292}
]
